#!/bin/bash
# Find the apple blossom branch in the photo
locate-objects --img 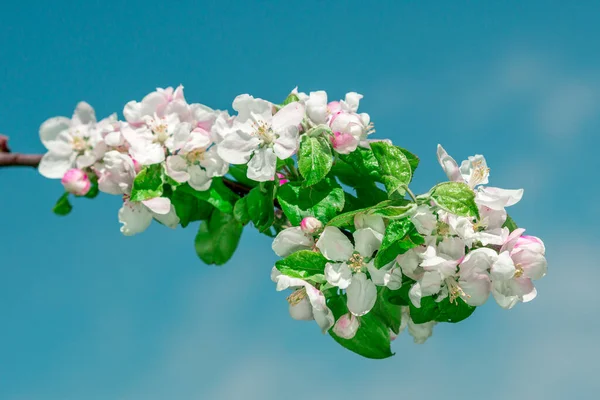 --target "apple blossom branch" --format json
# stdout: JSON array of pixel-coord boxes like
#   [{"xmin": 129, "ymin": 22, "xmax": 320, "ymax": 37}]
[{"xmin": 0, "ymin": 134, "xmax": 254, "ymax": 197}]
